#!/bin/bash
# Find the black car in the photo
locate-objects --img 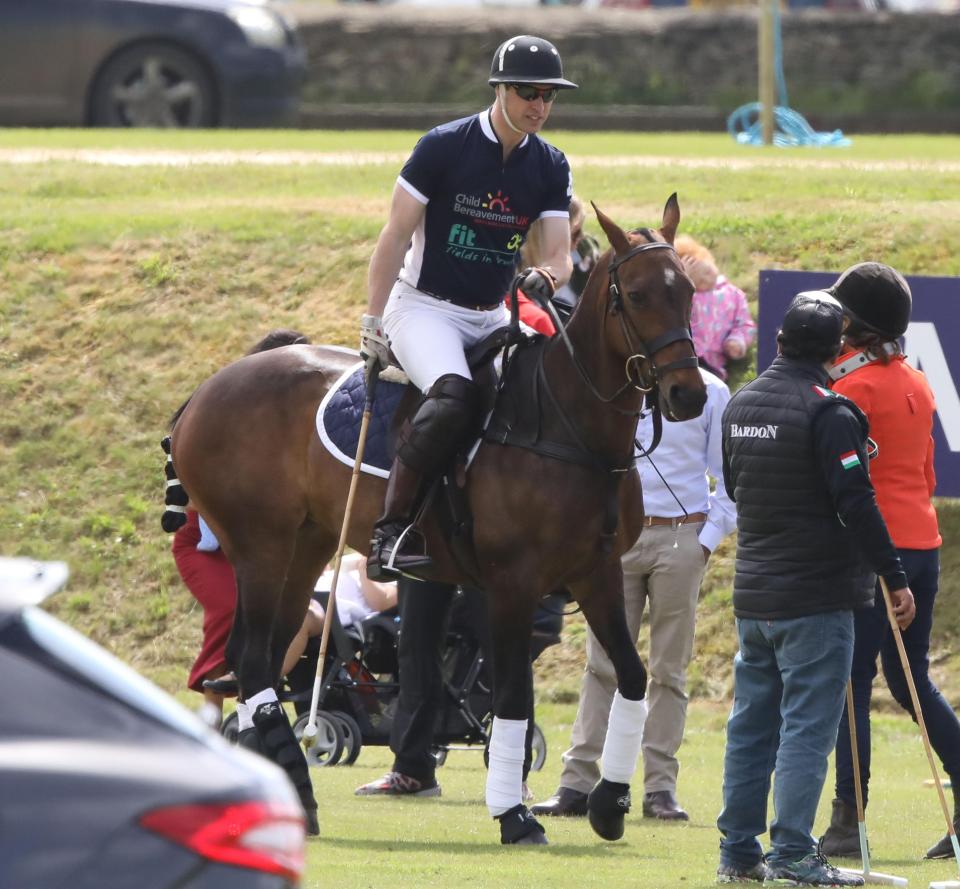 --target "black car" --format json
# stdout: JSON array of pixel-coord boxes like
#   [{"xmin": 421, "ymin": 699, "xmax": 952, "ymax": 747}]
[
  {"xmin": 0, "ymin": 0, "xmax": 305, "ymax": 127},
  {"xmin": 0, "ymin": 558, "xmax": 306, "ymax": 889}
]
